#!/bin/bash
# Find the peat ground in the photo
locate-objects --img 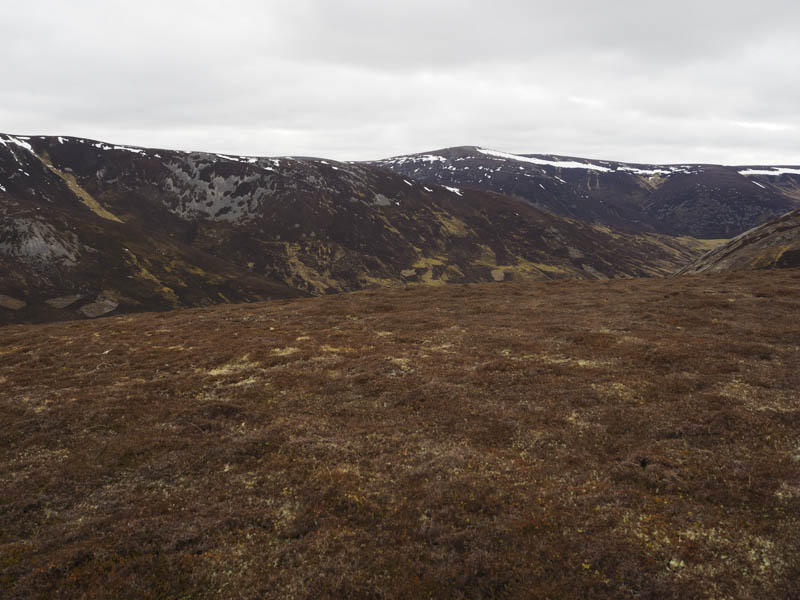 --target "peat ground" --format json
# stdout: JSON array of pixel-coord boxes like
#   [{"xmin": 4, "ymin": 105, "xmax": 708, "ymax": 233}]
[{"xmin": 2, "ymin": 270, "xmax": 800, "ymax": 599}]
